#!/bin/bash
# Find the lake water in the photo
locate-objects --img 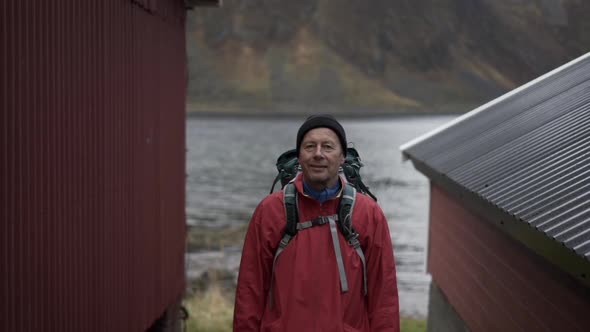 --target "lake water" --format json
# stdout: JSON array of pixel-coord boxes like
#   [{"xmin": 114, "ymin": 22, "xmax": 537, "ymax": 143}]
[{"xmin": 185, "ymin": 114, "xmax": 456, "ymax": 318}]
